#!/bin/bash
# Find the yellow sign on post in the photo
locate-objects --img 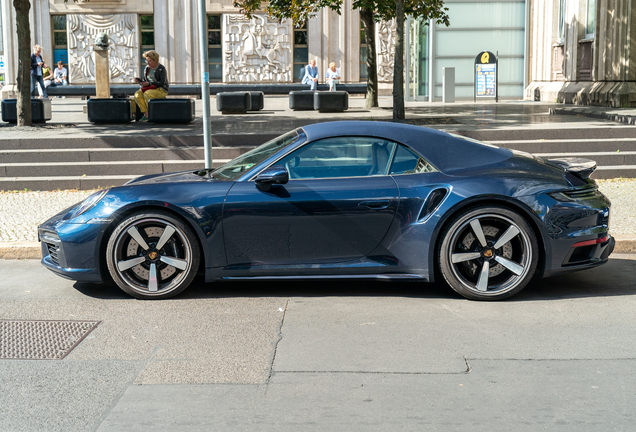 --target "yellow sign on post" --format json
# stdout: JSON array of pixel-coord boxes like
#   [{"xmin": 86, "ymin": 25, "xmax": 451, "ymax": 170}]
[{"xmin": 474, "ymin": 51, "xmax": 498, "ymax": 102}]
